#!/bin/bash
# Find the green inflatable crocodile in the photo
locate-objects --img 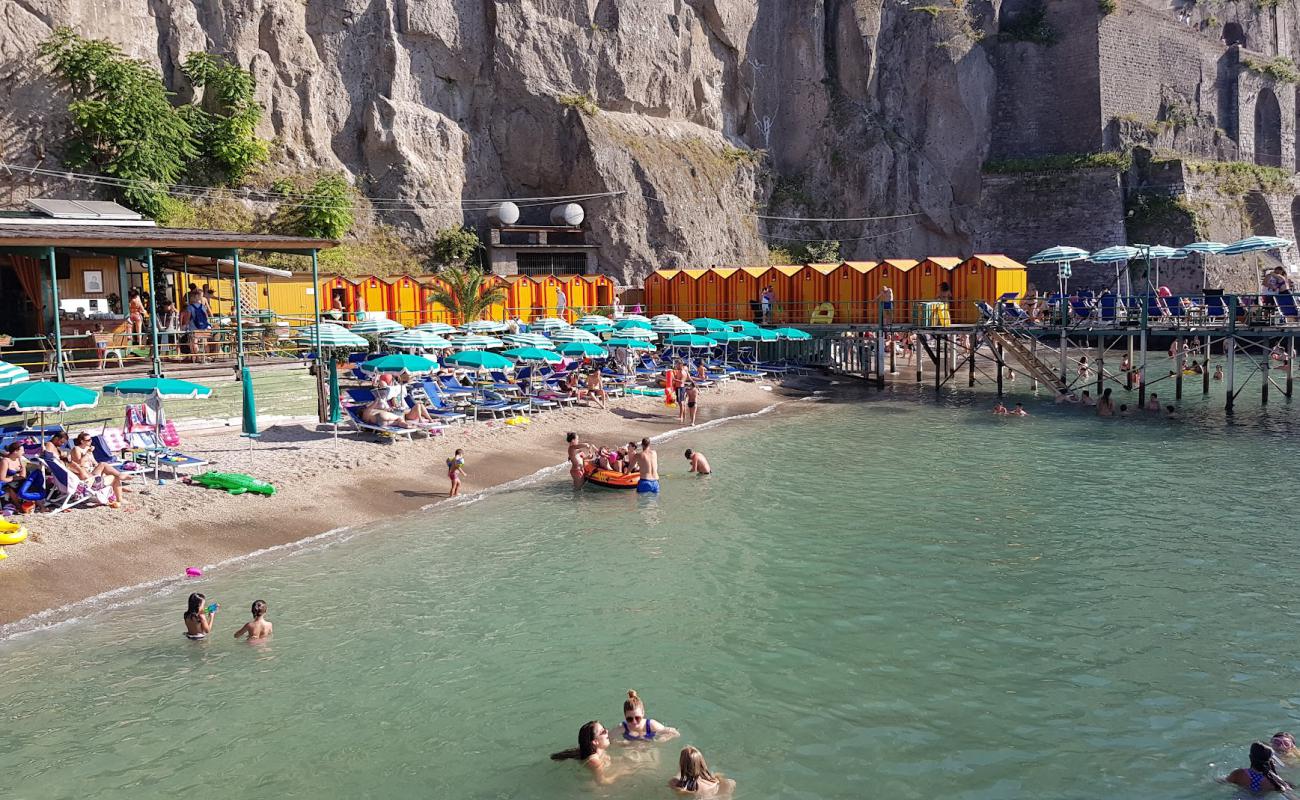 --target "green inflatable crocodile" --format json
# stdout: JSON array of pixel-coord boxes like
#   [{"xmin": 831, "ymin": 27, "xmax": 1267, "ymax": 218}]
[{"xmin": 189, "ymin": 471, "xmax": 276, "ymax": 497}]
